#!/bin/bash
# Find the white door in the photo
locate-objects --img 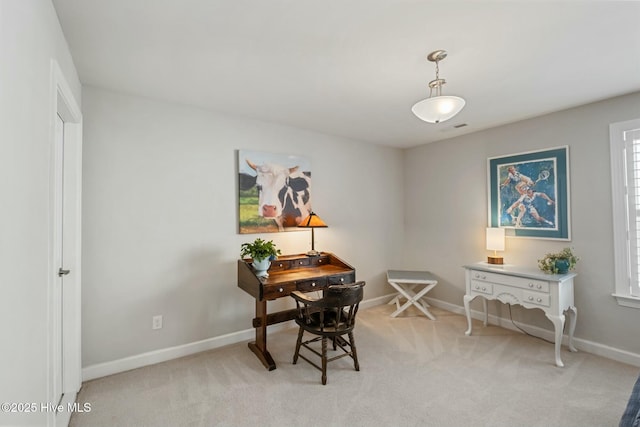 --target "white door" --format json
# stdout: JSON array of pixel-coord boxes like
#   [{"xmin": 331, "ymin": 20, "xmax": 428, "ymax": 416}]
[
  {"xmin": 50, "ymin": 60, "xmax": 82, "ymax": 427},
  {"xmin": 53, "ymin": 113, "xmax": 66, "ymax": 408}
]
